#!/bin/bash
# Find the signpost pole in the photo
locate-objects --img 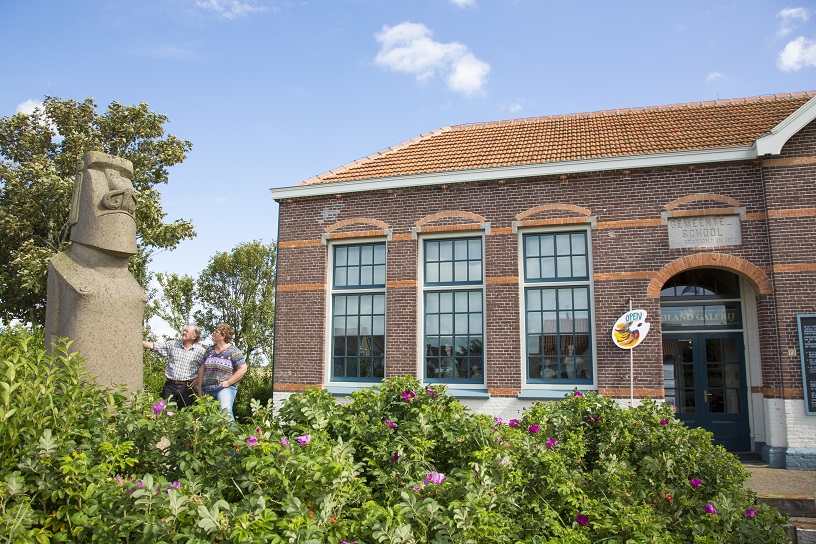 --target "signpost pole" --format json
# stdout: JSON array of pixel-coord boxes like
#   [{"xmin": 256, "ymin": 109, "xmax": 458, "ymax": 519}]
[{"xmin": 629, "ymin": 299, "xmax": 634, "ymax": 405}]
